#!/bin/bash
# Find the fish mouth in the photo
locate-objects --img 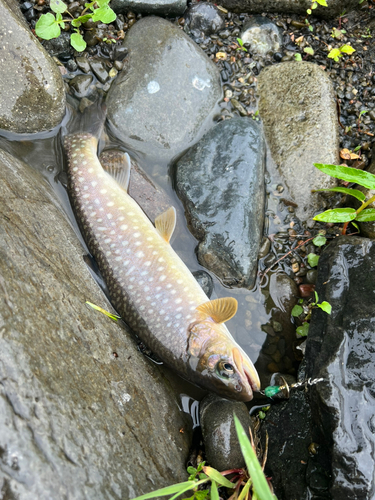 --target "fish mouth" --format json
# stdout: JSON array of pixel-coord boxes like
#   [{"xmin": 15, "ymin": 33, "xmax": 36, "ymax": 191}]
[{"xmin": 232, "ymin": 347, "xmax": 261, "ymax": 394}]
